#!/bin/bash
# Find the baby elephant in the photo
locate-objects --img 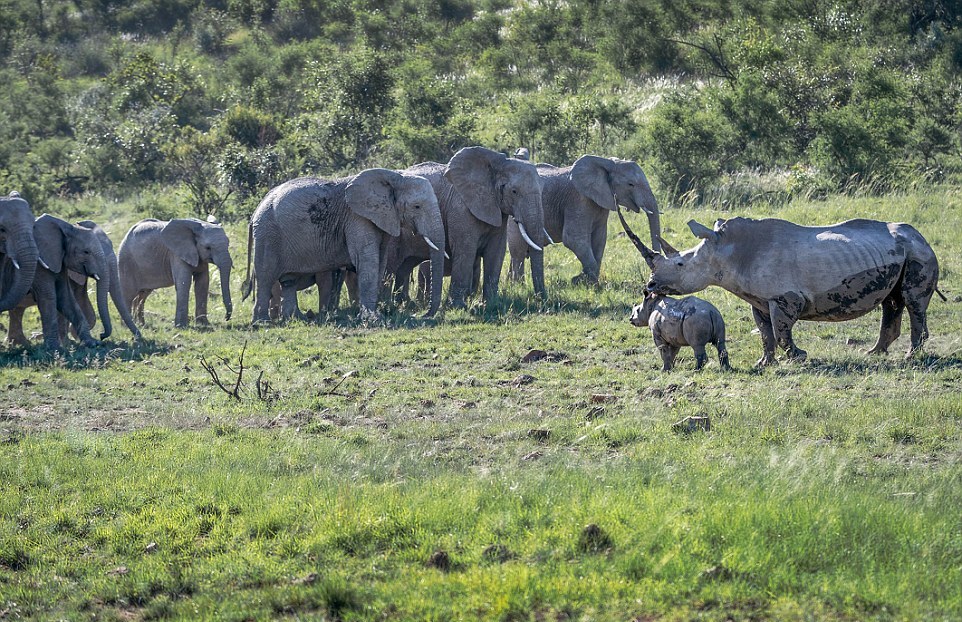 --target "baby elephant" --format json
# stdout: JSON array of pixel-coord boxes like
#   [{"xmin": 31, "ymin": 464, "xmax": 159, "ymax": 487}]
[{"xmin": 630, "ymin": 293, "xmax": 731, "ymax": 371}]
